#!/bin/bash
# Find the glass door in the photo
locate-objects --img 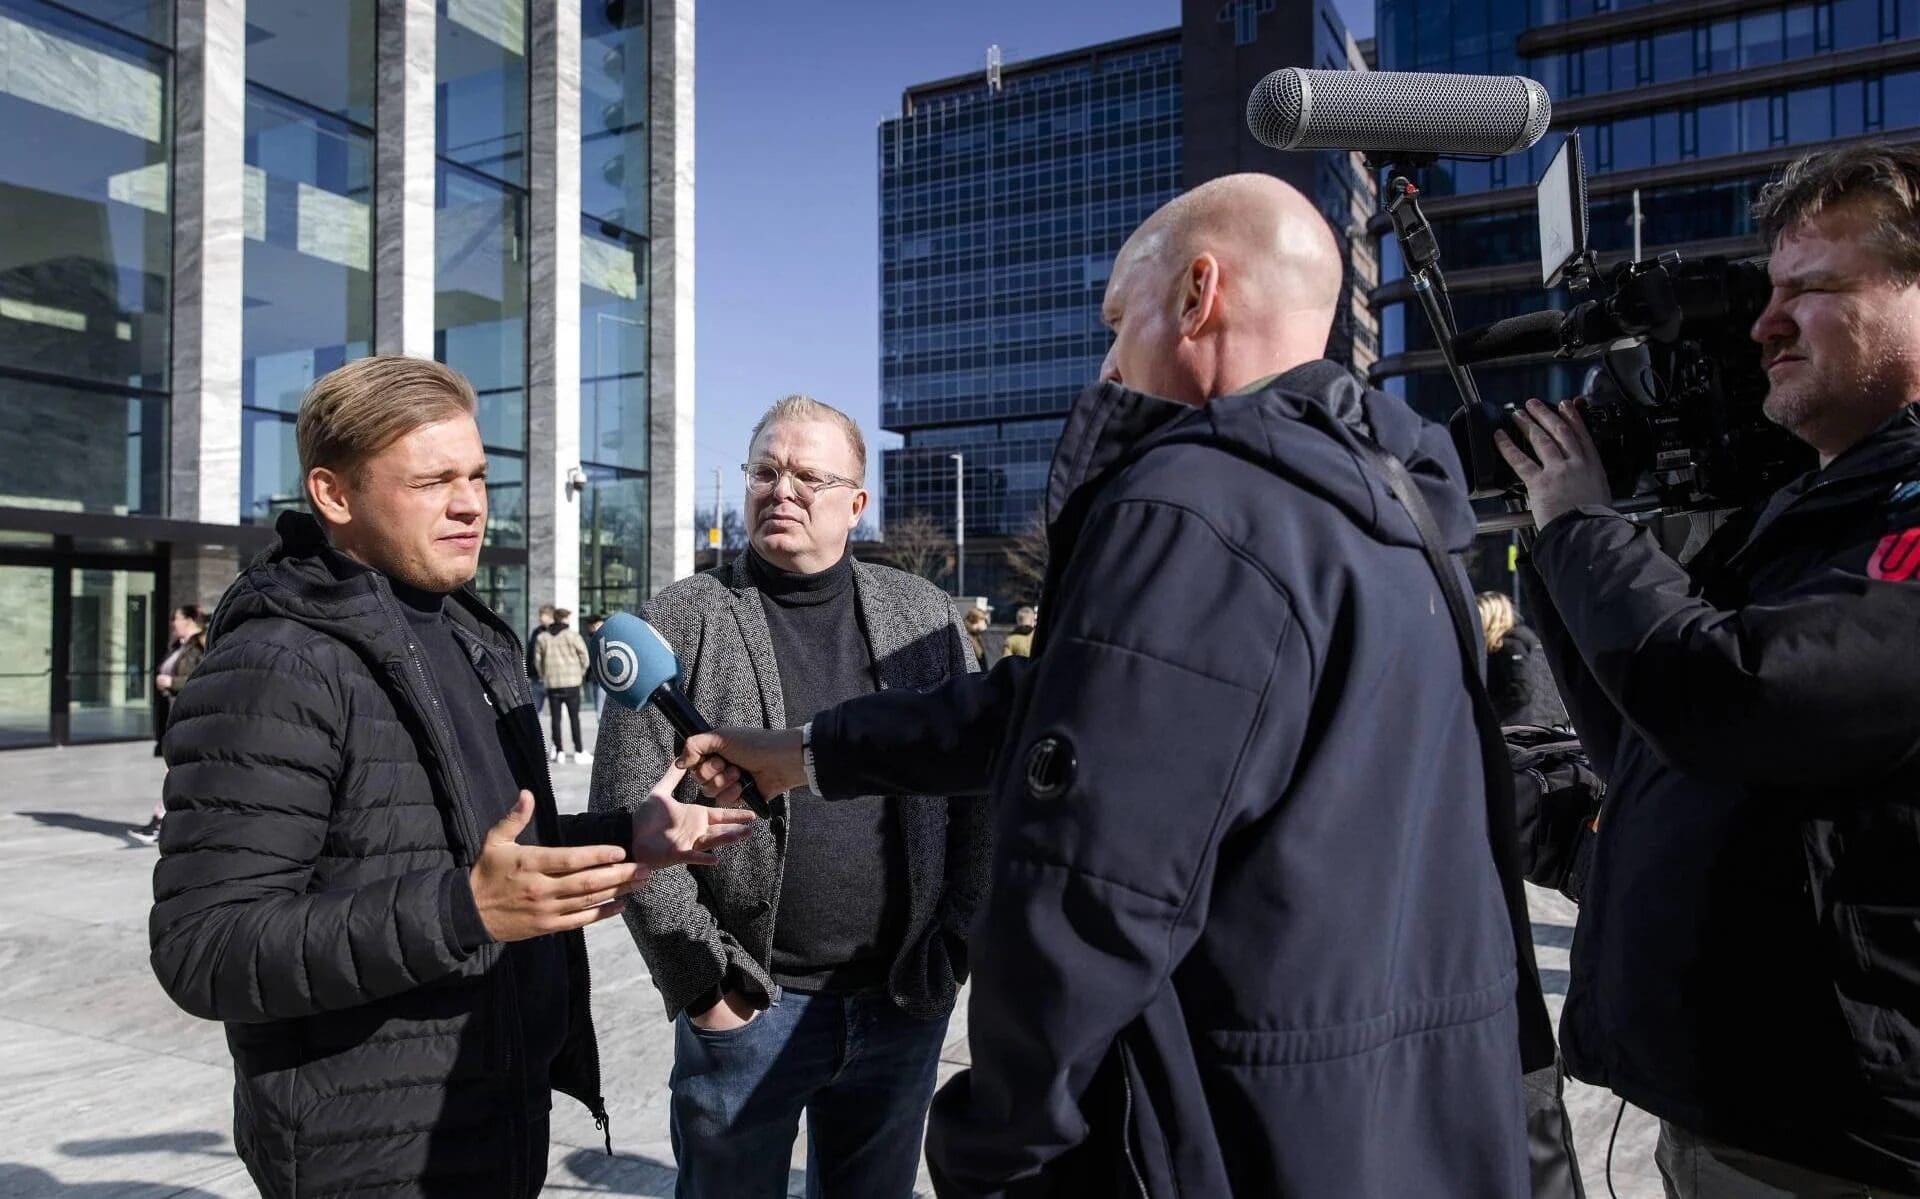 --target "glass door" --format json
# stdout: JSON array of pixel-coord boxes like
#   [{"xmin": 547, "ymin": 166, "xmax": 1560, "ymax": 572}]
[
  {"xmin": 0, "ymin": 566, "xmax": 54, "ymax": 748},
  {"xmin": 67, "ymin": 568, "xmax": 158, "ymax": 743}
]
